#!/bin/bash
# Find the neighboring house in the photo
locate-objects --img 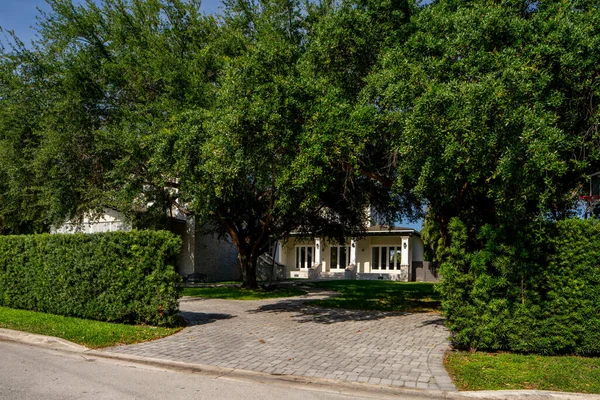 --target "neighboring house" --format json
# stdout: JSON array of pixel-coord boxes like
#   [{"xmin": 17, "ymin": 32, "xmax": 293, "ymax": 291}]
[
  {"xmin": 53, "ymin": 210, "xmax": 241, "ymax": 282},
  {"xmin": 275, "ymin": 225, "xmax": 437, "ymax": 282}
]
